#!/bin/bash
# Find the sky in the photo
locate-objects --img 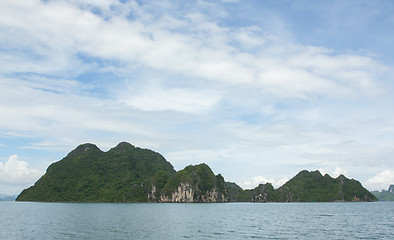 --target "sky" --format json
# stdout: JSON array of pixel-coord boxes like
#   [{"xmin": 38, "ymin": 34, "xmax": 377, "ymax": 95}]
[{"xmin": 1, "ymin": 0, "xmax": 394, "ymax": 195}]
